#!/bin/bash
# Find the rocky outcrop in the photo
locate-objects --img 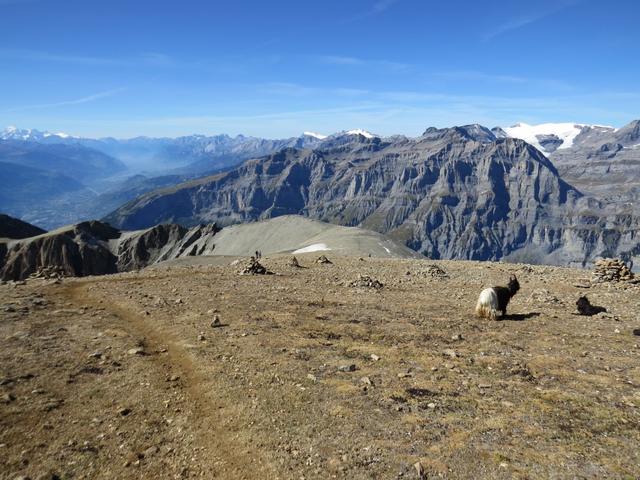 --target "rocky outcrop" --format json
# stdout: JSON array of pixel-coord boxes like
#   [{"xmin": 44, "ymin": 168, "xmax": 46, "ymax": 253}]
[
  {"xmin": 0, "ymin": 214, "xmax": 46, "ymax": 239},
  {"xmin": 1, "ymin": 221, "xmax": 119, "ymax": 280},
  {"xmin": 116, "ymin": 223, "xmax": 218, "ymax": 271},
  {"xmin": 536, "ymin": 134, "xmax": 564, "ymax": 153},
  {"xmin": 0, "ymin": 221, "xmax": 219, "ymax": 281}
]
